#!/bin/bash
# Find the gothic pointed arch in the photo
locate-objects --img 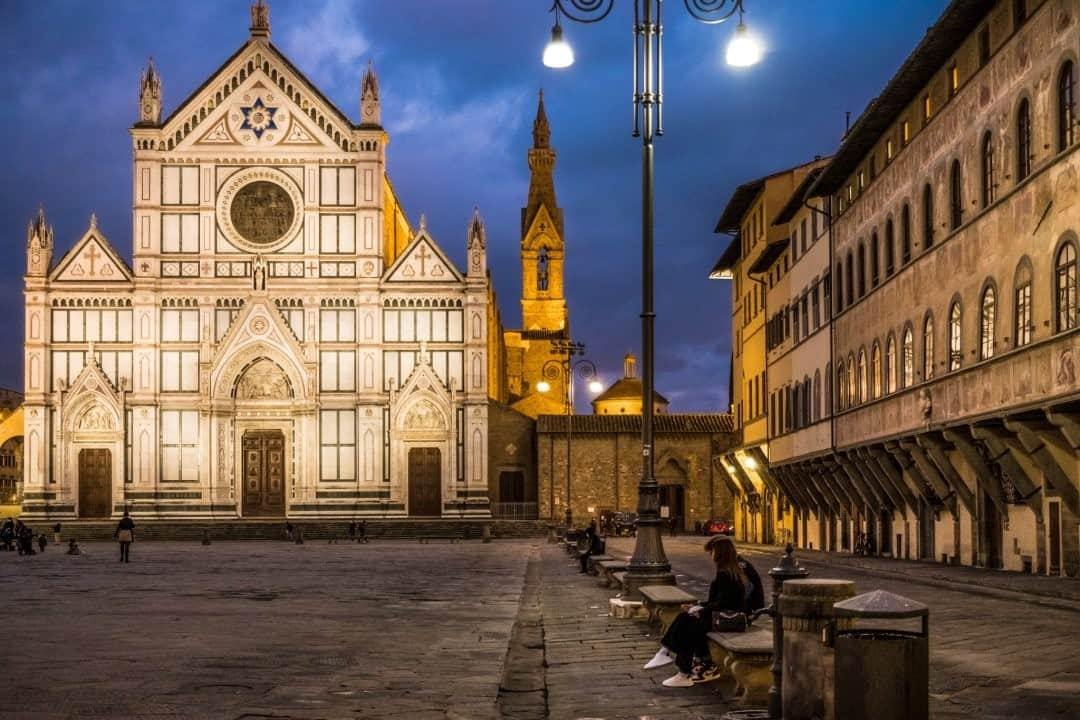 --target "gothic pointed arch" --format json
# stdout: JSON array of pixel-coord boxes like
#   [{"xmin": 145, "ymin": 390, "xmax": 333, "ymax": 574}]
[{"xmin": 210, "ymin": 297, "xmax": 310, "ymax": 402}]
